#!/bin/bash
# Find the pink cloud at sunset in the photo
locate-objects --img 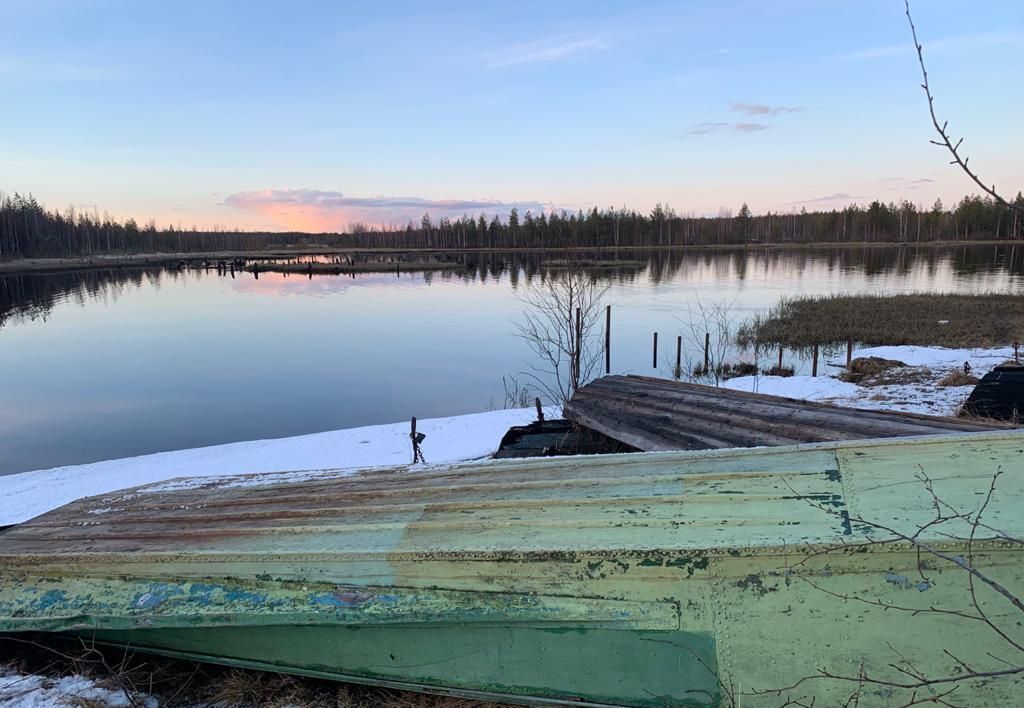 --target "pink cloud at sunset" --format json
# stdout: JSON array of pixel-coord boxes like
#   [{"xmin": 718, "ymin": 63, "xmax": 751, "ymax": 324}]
[{"xmin": 224, "ymin": 189, "xmax": 547, "ymax": 232}]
